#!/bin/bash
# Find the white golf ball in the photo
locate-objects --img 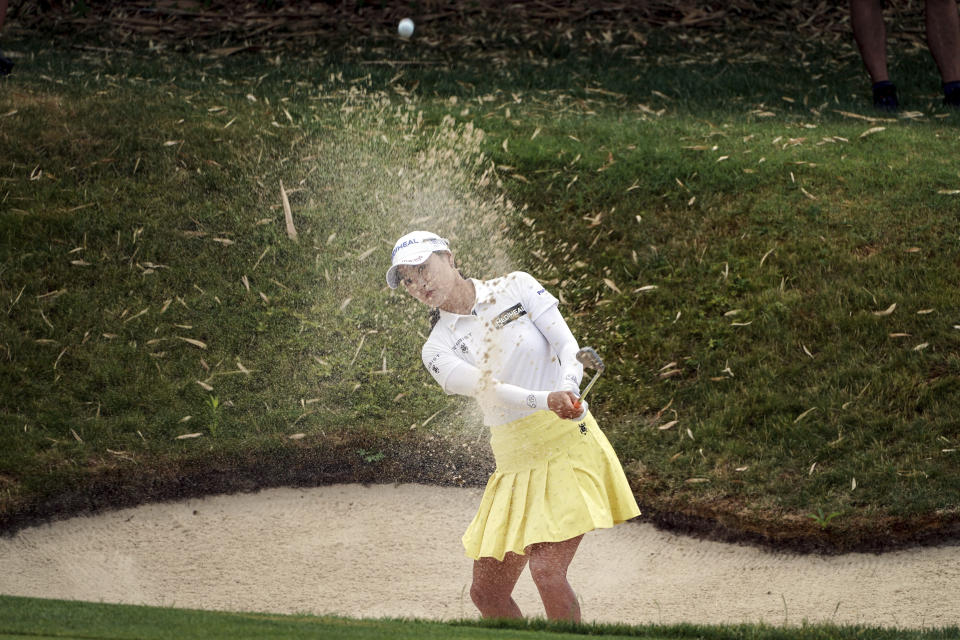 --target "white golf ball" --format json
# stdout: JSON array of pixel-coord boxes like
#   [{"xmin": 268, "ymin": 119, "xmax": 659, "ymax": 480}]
[{"xmin": 398, "ymin": 18, "xmax": 415, "ymax": 38}]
